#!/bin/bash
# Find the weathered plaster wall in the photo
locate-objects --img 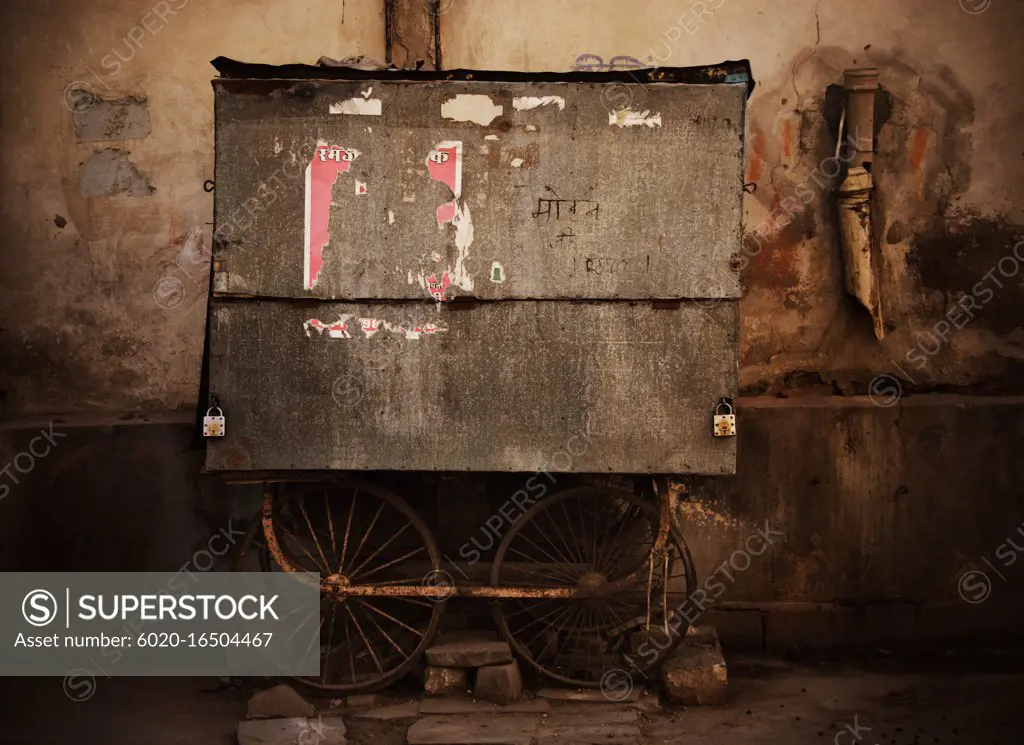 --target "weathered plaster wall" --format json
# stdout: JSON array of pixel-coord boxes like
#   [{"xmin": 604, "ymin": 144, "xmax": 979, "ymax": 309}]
[
  {"xmin": 0, "ymin": 0, "xmax": 384, "ymax": 416},
  {"xmin": 443, "ymin": 0, "xmax": 1024, "ymax": 394},
  {"xmin": 1, "ymin": 0, "xmax": 1021, "ymax": 646}
]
